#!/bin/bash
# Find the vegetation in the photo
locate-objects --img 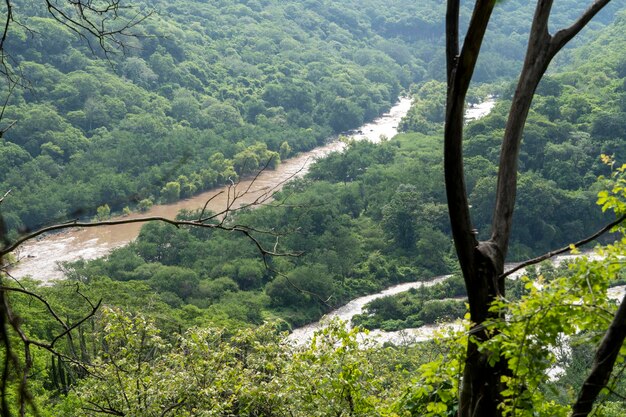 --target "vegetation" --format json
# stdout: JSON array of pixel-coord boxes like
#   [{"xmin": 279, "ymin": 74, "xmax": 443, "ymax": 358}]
[
  {"xmin": 0, "ymin": 0, "xmax": 431, "ymax": 235},
  {"xmin": 0, "ymin": 0, "xmax": 620, "ymax": 237},
  {"xmin": 0, "ymin": 0, "xmax": 626, "ymax": 416},
  {"xmin": 49, "ymin": 135, "xmax": 453, "ymax": 329},
  {"xmin": 442, "ymin": 0, "xmax": 622, "ymax": 415},
  {"xmin": 352, "ymin": 275, "xmax": 467, "ymax": 331}
]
